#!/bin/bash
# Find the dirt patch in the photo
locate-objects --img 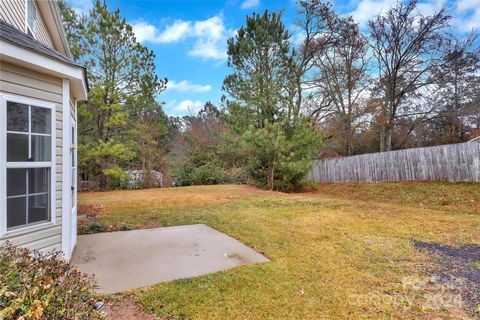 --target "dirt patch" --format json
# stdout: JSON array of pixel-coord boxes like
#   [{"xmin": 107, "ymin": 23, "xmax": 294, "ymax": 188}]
[
  {"xmin": 414, "ymin": 240, "xmax": 480, "ymax": 317},
  {"xmin": 104, "ymin": 295, "xmax": 155, "ymax": 320}
]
